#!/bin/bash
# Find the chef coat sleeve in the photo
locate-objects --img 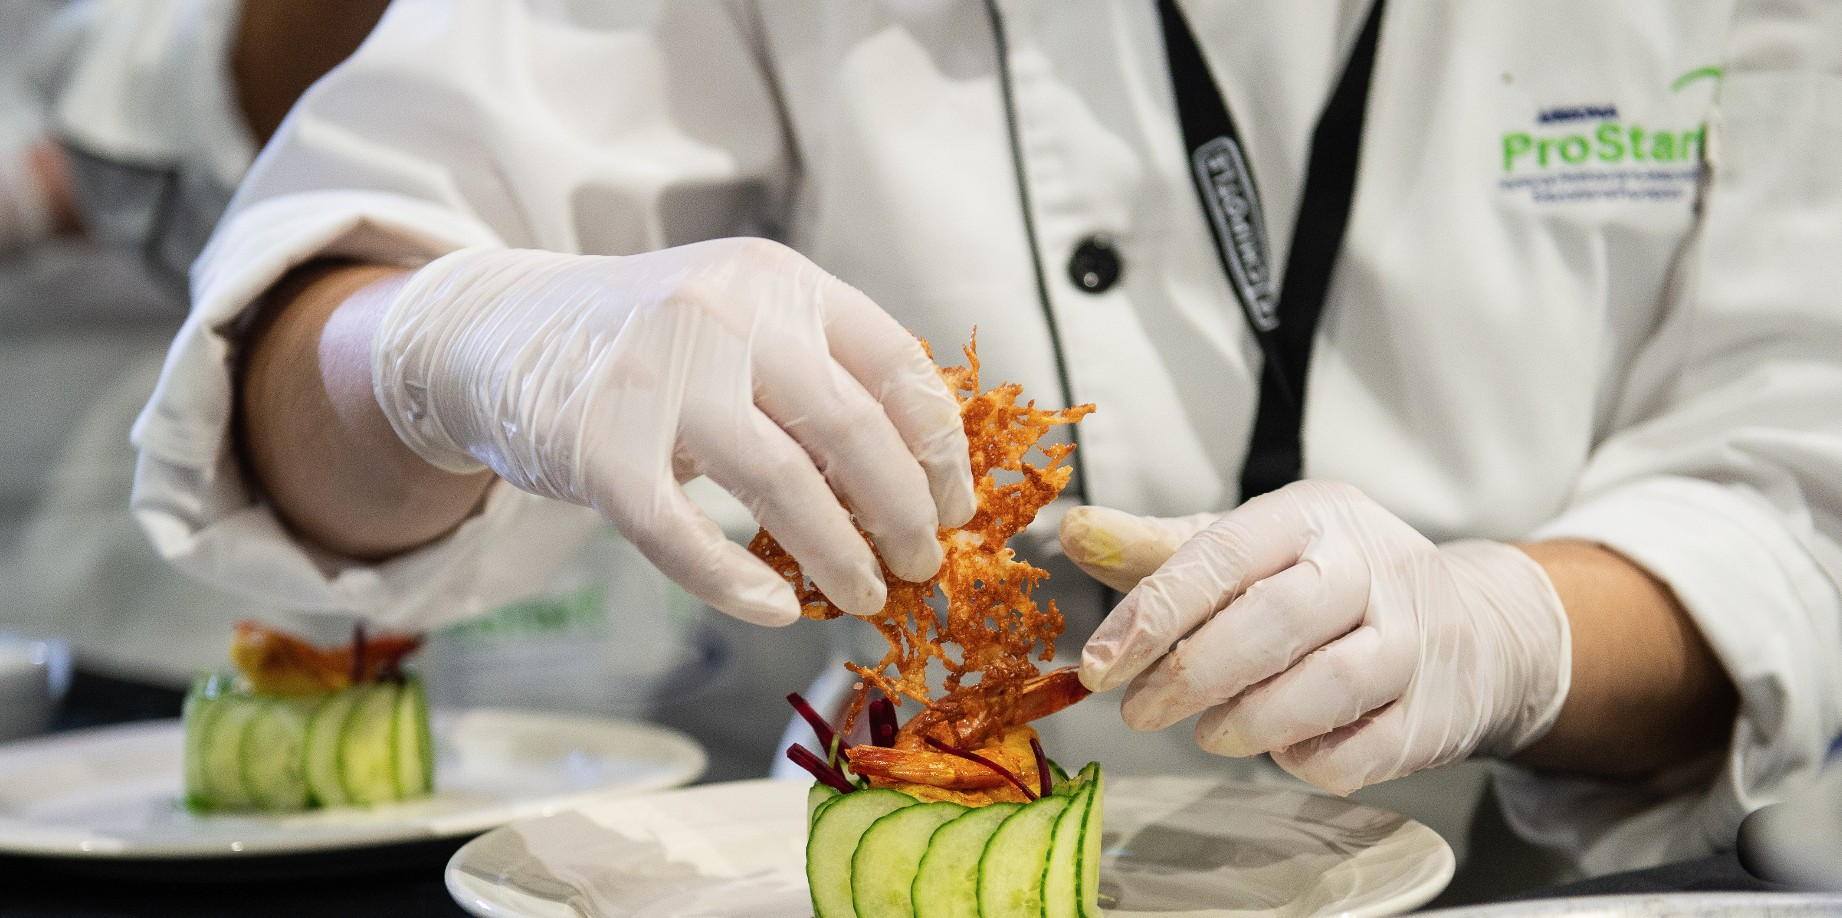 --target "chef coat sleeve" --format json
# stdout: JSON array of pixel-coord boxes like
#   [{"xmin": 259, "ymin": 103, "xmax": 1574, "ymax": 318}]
[
  {"xmin": 129, "ymin": 0, "xmax": 791, "ymax": 630},
  {"xmin": 1490, "ymin": 5, "xmax": 1842, "ymax": 876}
]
